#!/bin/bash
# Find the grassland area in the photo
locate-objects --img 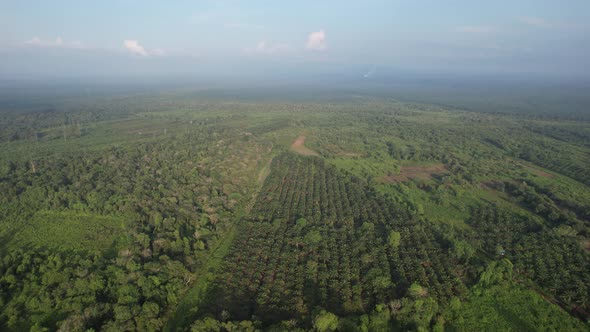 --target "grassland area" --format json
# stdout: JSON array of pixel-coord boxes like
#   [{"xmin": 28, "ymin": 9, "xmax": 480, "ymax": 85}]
[
  {"xmin": 0, "ymin": 89, "xmax": 589, "ymax": 331},
  {"xmin": 3, "ymin": 210, "xmax": 126, "ymax": 253}
]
